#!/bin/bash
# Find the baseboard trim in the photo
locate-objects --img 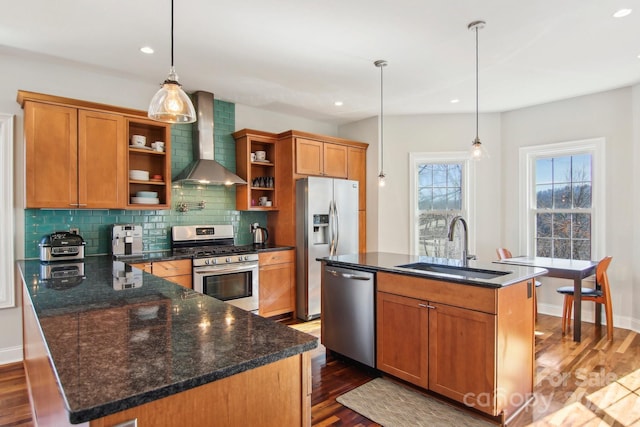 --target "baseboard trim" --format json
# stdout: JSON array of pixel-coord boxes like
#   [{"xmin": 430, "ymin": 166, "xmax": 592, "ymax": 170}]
[
  {"xmin": 0, "ymin": 345, "xmax": 23, "ymax": 365},
  {"xmin": 538, "ymin": 303, "xmax": 639, "ymax": 334}
]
